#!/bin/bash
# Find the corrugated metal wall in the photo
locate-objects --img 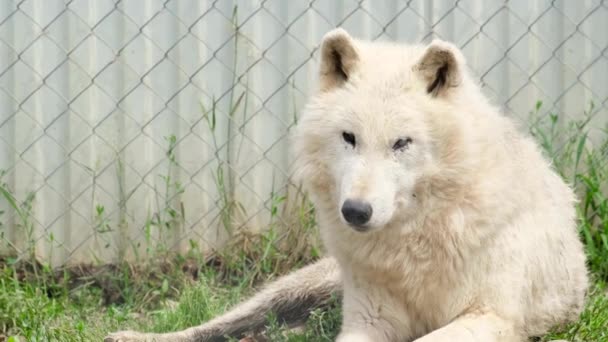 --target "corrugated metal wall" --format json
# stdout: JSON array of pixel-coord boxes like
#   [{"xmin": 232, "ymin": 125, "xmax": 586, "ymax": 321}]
[{"xmin": 0, "ymin": 0, "xmax": 606, "ymax": 266}]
